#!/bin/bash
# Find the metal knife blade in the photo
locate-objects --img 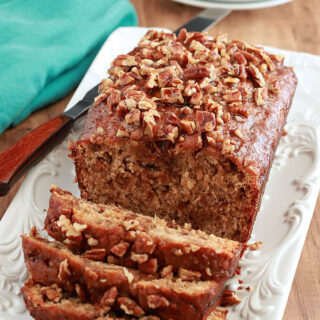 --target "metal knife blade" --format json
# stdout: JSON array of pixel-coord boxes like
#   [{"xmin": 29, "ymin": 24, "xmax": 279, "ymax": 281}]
[{"xmin": 174, "ymin": 8, "xmax": 230, "ymax": 36}]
